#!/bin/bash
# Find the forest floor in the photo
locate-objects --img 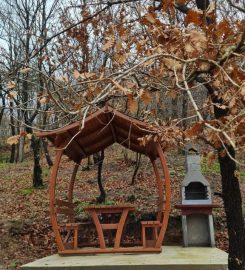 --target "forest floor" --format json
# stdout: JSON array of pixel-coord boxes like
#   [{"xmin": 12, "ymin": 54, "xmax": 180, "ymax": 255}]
[{"xmin": 0, "ymin": 144, "xmax": 244, "ymax": 269}]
